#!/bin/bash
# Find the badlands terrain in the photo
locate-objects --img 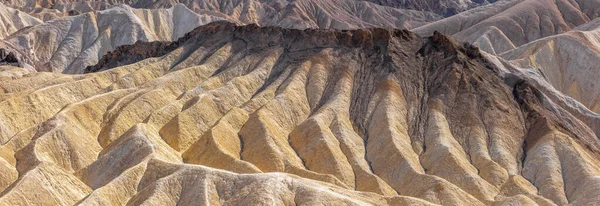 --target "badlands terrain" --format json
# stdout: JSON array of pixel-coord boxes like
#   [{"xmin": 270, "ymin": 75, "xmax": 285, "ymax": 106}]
[{"xmin": 0, "ymin": 0, "xmax": 600, "ymax": 205}]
